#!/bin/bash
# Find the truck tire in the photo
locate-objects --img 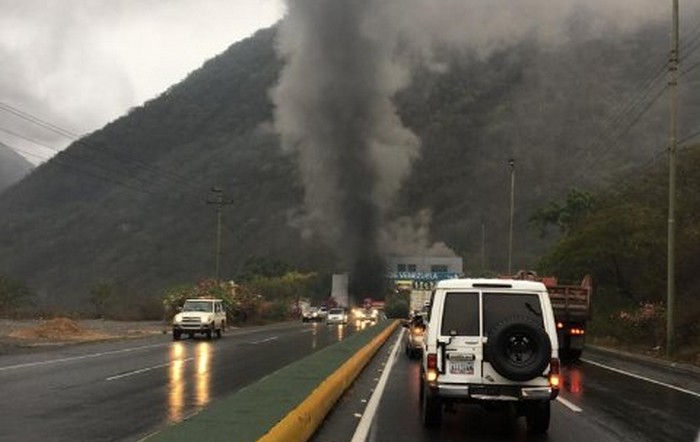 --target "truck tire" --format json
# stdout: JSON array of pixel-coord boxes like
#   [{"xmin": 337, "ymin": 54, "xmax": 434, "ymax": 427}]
[
  {"xmin": 485, "ymin": 316, "xmax": 551, "ymax": 381},
  {"xmin": 173, "ymin": 330, "xmax": 181, "ymax": 341}
]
